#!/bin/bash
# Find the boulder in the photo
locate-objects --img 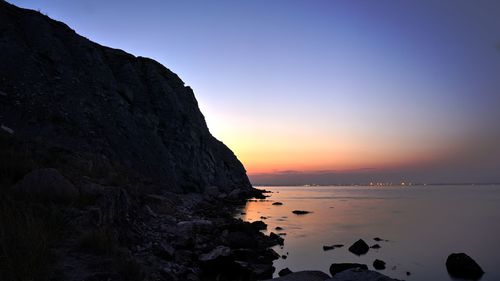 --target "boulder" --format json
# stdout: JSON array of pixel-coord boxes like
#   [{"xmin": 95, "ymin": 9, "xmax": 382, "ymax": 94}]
[
  {"xmin": 252, "ymin": 263, "xmax": 275, "ymax": 279},
  {"xmin": 232, "ymin": 249, "xmax": 259, "ymax": 262},
  {"xmin": 278, "ymin": 268, "xmax": 293, "ymax": 277},
  {"xmin": 348, "ymin": 239, "xmax": 369, "ymax": 255},
  {"xmin": 13, "ymin": 168, "xmax": 78, "ymax": 203},
  {"xmin": 269, "ymin": 232, "xmax": 284, "ymax": 246},
  {"xmin": 199, "ymin": 246, "xmax": 231, "ymax": 263},
  {"xmin": 329, "ymin": 263, "xmax": 368, "ymax": 276},
  {"xmin": 263, "ymin": 270, "xmax": 330, "ymax": 281},
  {"xmin": 272, "ymin": 202, "xmax": 283, "ymax": 205},
  {"xmin": 227, "ymin": 231, "xmax": 258, "ymax": 249},
  {"xmin": 446, "ymin": 253, "xmax": 484, "ymax": 279},
  {"xmin": 152, "ymin": 242, "xmax": 175, "ymax": 261},
  {"xmin": 251, "ymin": 220, "xmax": 267, "ymax": 231},
  {"xmin": 327, "ymin": 268, "xmax": 402, "ymax": 281},
  {"xmin": 373, "ymin": 259, "xmax": 386, "ymax": 270},
  {"xmin": 176, "ymin": 220, "xmax": 214, "ymax": 246}
]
